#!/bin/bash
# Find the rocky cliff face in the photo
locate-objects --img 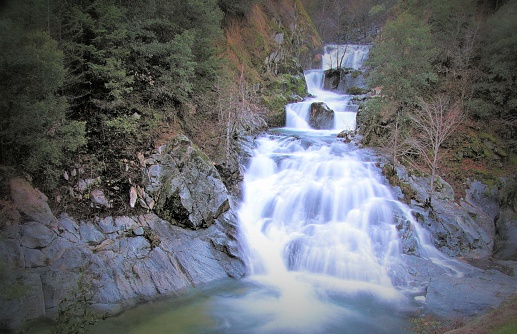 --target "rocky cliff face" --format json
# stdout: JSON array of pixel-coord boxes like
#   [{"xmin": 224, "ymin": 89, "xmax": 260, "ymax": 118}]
[{"xmin": 0, "ymin": 136, "xmax": 246, "ymax": 330}]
